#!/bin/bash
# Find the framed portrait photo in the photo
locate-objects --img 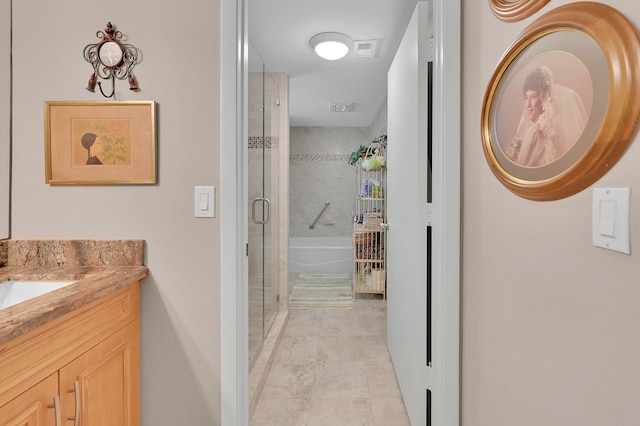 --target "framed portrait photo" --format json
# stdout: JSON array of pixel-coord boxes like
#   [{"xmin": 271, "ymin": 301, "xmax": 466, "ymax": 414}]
[
  {"xmin": 45, "ymin": 100, "xmax": 156, "ymax": 185},
  {"xmin": 481, "ymin": 3, "xmax": 640, "ymax": 201},
  {"xmin": 489, "ymin": 0, "xmax": 549, "ymax": 23}
]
